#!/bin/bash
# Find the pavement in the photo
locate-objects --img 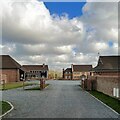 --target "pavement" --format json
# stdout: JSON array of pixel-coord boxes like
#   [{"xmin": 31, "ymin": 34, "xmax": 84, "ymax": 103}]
[{"xmin": 2, "ymin": 80, "xmax": 119, "ymax": 118}]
